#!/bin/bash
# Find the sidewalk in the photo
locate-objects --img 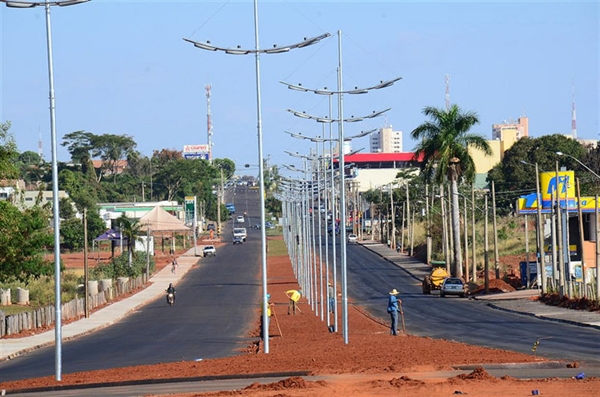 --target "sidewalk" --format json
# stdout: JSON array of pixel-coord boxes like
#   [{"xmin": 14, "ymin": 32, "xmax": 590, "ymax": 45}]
[
  {"xmin": 359, "ymin": 240, "xmax": 600, "ymax": 330},
  {"xmin": 0, "ymin": 246, "xmax": 204, "ymax": 361}
]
